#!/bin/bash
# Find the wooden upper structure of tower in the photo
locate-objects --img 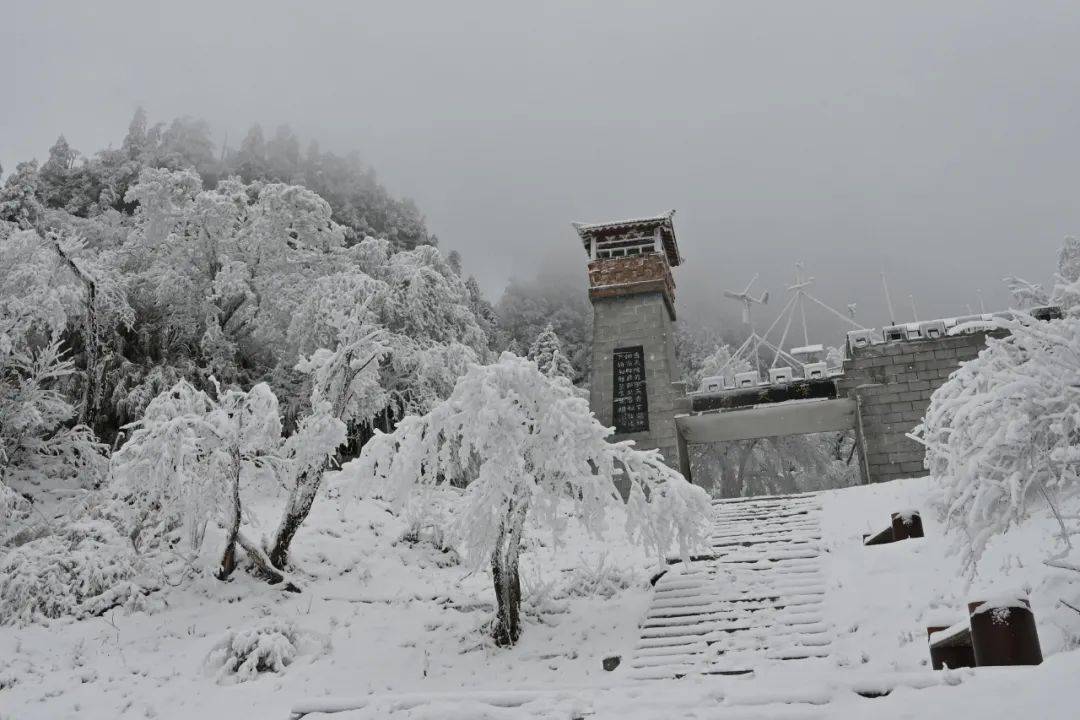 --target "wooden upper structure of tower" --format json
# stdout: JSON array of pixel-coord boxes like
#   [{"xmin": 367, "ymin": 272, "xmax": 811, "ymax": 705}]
[{"xmin": 573, "ymin": 211, "xmax": 682, "ymax": 319}]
